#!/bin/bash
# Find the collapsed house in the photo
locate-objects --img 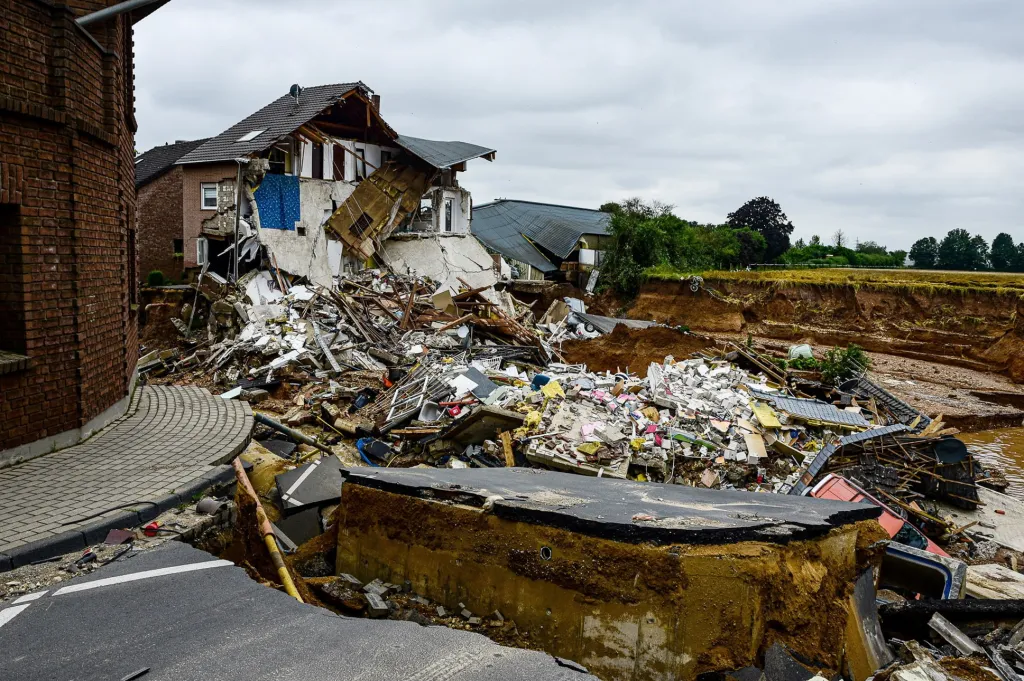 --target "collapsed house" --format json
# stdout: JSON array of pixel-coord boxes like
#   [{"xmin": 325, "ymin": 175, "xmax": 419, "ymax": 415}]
[
  {"xmin": 135, "ymin": 82, "xmax": 498, "ymax": 291},
  {"xmin": 471, "ymin": 200, "xmax": 612, "ymax": 282}
]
